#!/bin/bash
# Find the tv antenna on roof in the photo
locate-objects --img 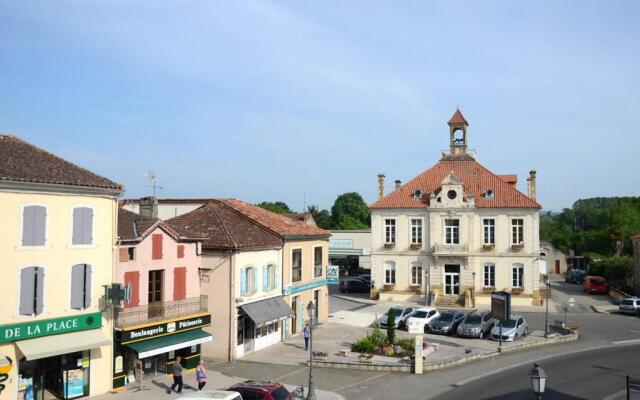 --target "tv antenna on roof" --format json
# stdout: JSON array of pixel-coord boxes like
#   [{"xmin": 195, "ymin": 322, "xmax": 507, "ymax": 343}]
[{"xmin": 144, "ymin": 170, "xmax": 164, "ymax": 197}]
